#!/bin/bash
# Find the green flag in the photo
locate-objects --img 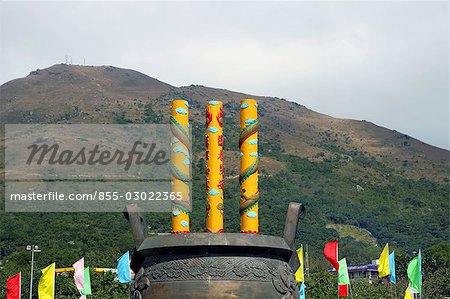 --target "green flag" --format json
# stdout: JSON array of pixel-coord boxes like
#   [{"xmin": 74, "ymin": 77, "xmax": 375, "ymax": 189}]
[
  {"xmin": 407, "ymin": 256, "xmax": 421, "ymax": 293},
  {"xmin": 81, "ymin": 267, "xmax": 92, "ymax": 295},
  {"xmin": 338, "ymin": 258, "xmax": 350, "ymax": 285}
]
